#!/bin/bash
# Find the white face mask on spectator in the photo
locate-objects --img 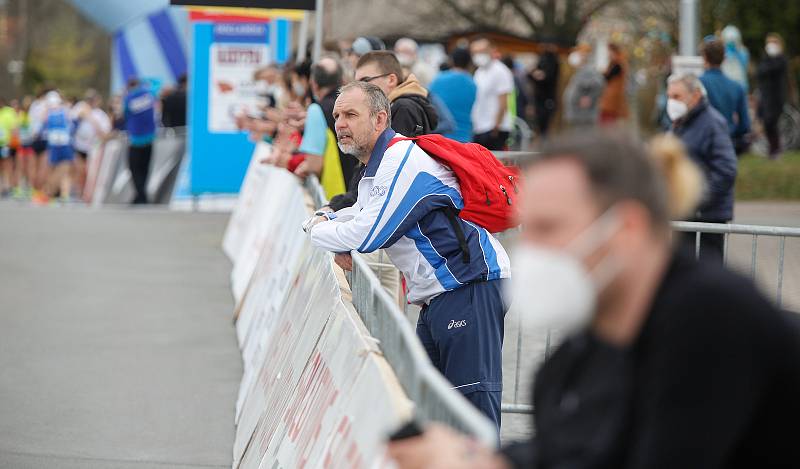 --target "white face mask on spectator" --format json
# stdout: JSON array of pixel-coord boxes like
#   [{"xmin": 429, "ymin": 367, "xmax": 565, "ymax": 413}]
[
  {"xmin": 473, "ymin": 53, "xmax": 491, "ymax": 68},
  {"xmin": 397, "ymin": 53, "xmax": 415, "ymax": 67},
  {"xmin": 292, "ymin": 82, "xmax": 306, "ymax": 97},
  {"xmin": 567, "ymin": 51, "xmax": 583, "ymax": 68},
  {"xmin": 667, "ymin": 98, "xmax": 689, "ymax": 121},
  {"xmin": 507, "ymin": 207, "xmax": 622, "ymax": 336},
  {"xmin": 254, "ymin": 80, "xmax": 270, "ymax": 95},
  {"xmin": 765, "ymin": 43, "xmax": 782, "ymax": 57}
]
